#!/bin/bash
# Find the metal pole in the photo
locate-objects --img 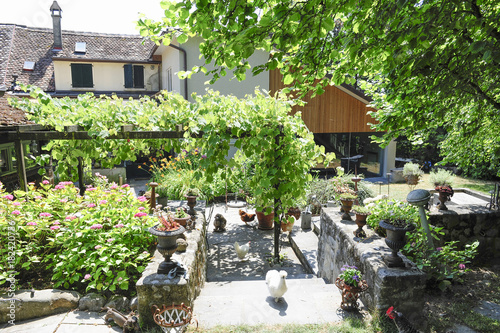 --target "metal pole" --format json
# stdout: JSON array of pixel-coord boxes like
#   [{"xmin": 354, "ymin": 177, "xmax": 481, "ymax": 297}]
[{"xmin": 14, "ymin": 140, "xmax": 27, "ymax": 192}]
